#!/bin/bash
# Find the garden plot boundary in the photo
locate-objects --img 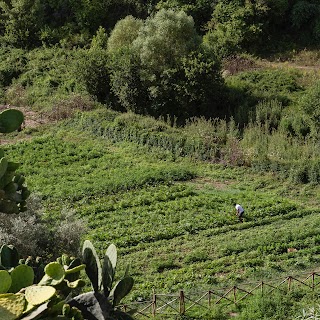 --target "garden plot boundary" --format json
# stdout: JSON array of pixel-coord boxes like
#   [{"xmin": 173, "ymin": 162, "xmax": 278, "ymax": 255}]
[{"xmin": 120, "ymin": 270, "xmax": 320, "ymax": 318}]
